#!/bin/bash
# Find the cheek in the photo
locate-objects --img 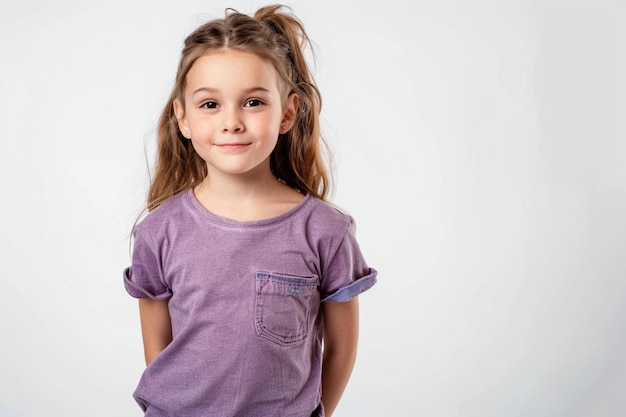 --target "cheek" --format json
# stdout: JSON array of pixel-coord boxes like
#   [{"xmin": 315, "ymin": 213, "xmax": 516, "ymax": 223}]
[
  {"xmin": 188, "ymin": 116, "xmax": 215, "ymax": 133},
  {"xmin": 255, "ymin": 114, "xmax": 282, "ymax": 135}
]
